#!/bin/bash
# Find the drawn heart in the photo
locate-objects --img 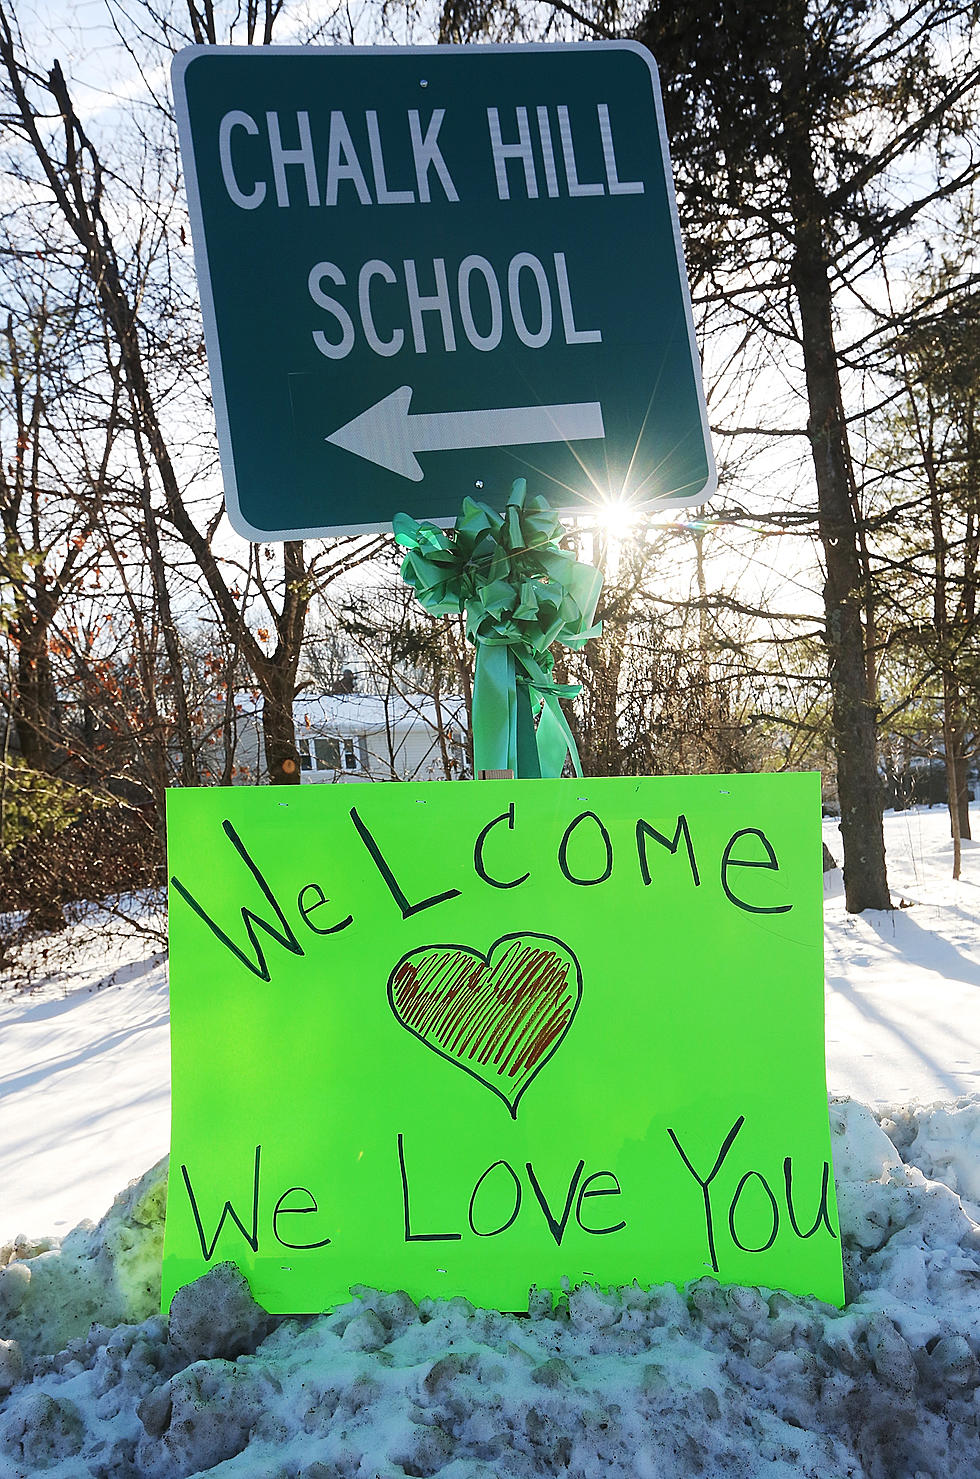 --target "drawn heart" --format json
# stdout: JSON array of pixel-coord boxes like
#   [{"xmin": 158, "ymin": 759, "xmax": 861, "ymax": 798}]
[{"xmin": 387, "ymin": 932, "xmax": 582, "ymax": 1119}]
